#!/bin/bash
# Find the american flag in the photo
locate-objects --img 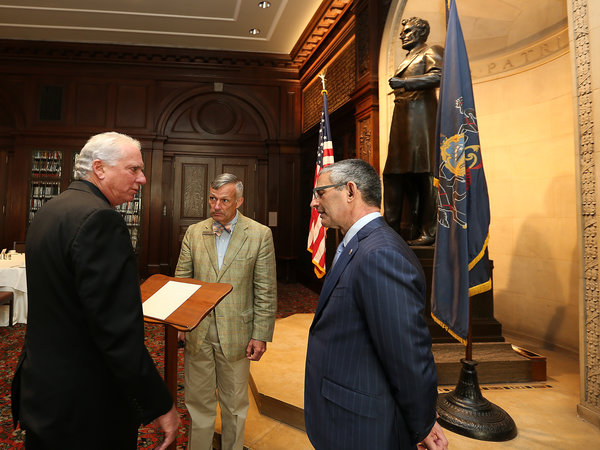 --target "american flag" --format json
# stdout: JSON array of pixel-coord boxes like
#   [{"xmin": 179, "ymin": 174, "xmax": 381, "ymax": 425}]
[{"xmin": 307, "ymin": 90, "xmax": 334, "ymax": 278}]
